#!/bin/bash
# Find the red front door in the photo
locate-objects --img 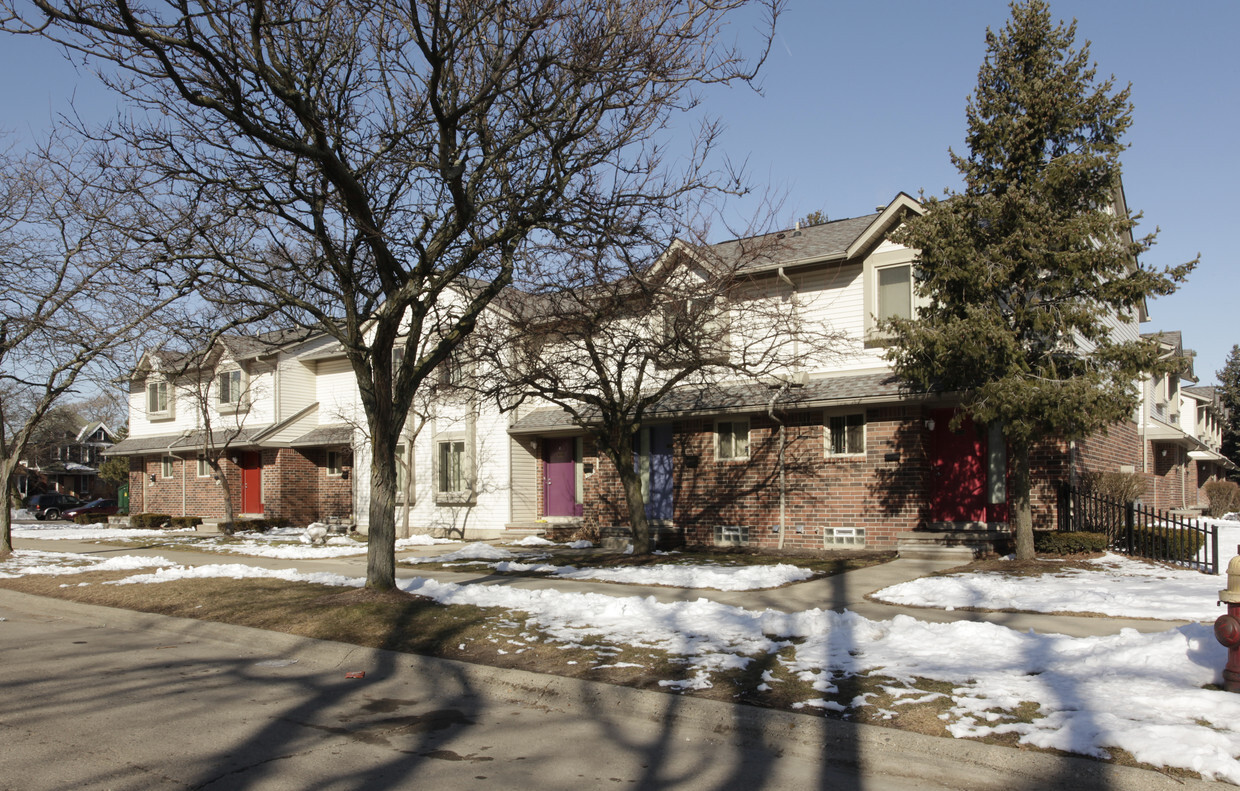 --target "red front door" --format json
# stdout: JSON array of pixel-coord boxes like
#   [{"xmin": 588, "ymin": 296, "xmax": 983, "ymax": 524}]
[
  {"xmin": 926, "ymin": 409, "xmax": 987, "ymax": 523},
  {"xmin": 240, "ymin": 452, "xmax": 263, "ymax": 514}
]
